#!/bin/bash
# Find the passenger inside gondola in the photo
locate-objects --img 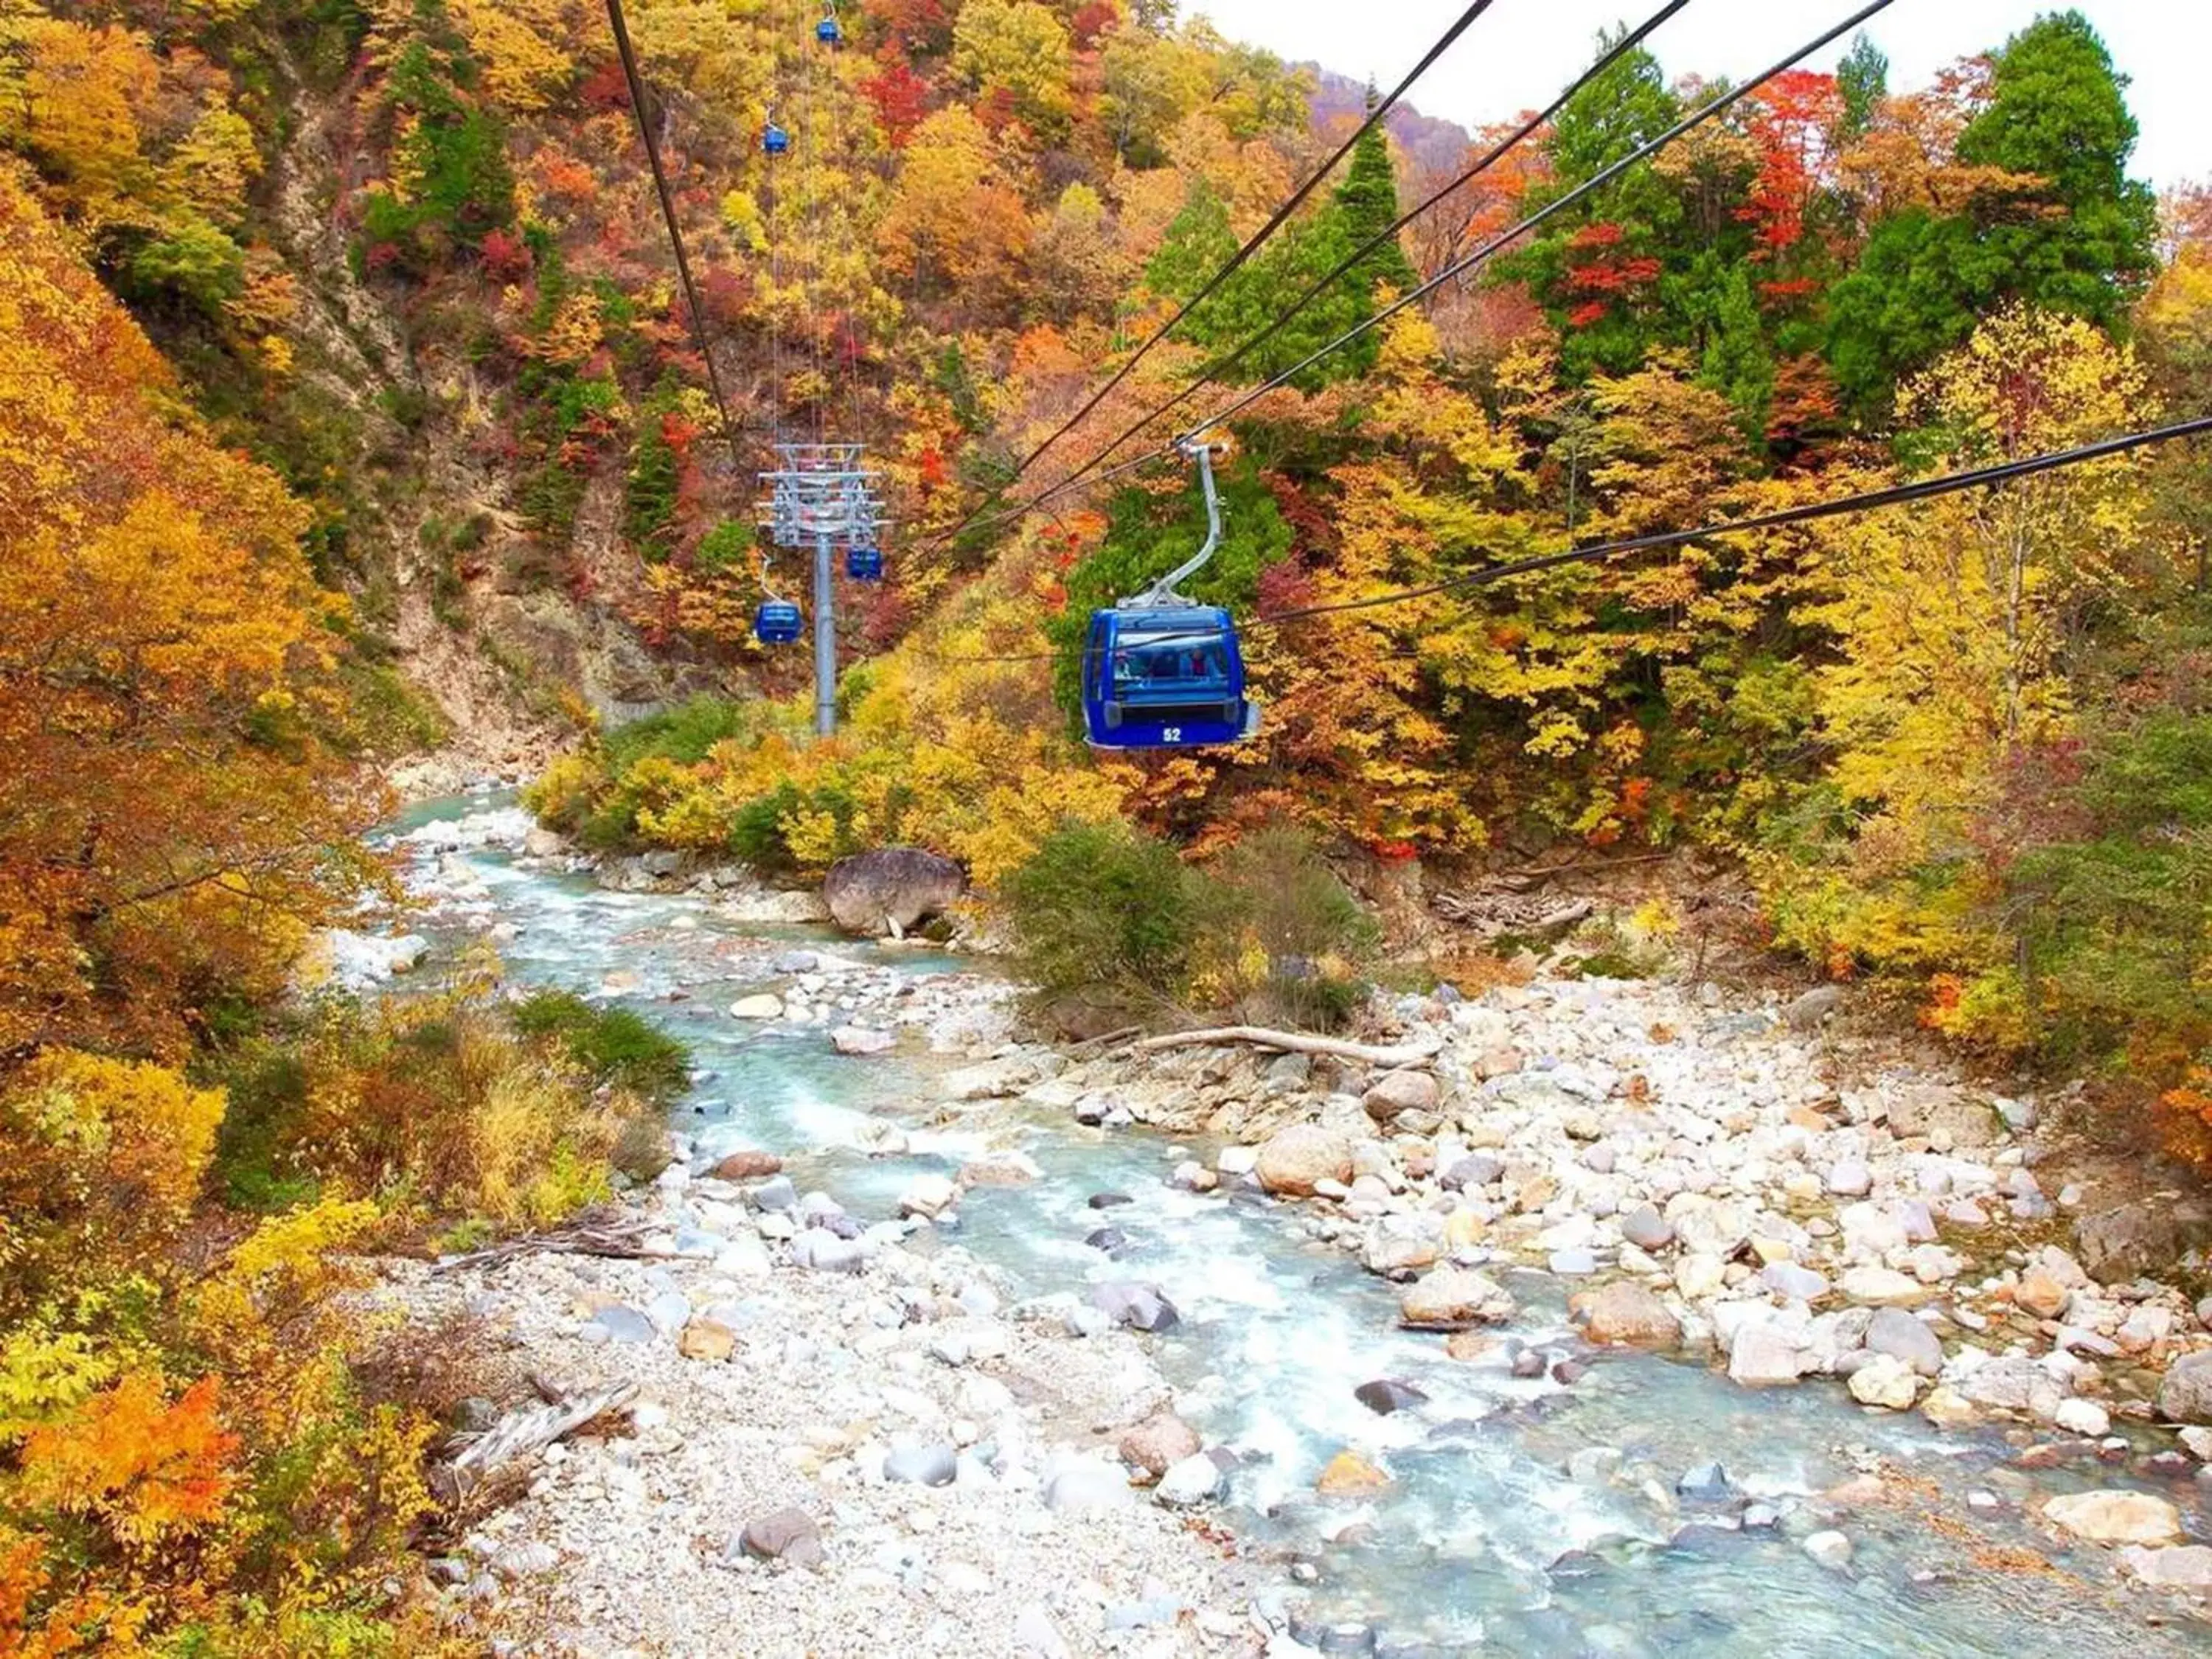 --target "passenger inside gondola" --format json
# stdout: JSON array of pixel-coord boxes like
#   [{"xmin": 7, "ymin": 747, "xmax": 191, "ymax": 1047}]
[{"xmin": 1115, "ymin": 636, "xmax": 1228, "ymax": 691}]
